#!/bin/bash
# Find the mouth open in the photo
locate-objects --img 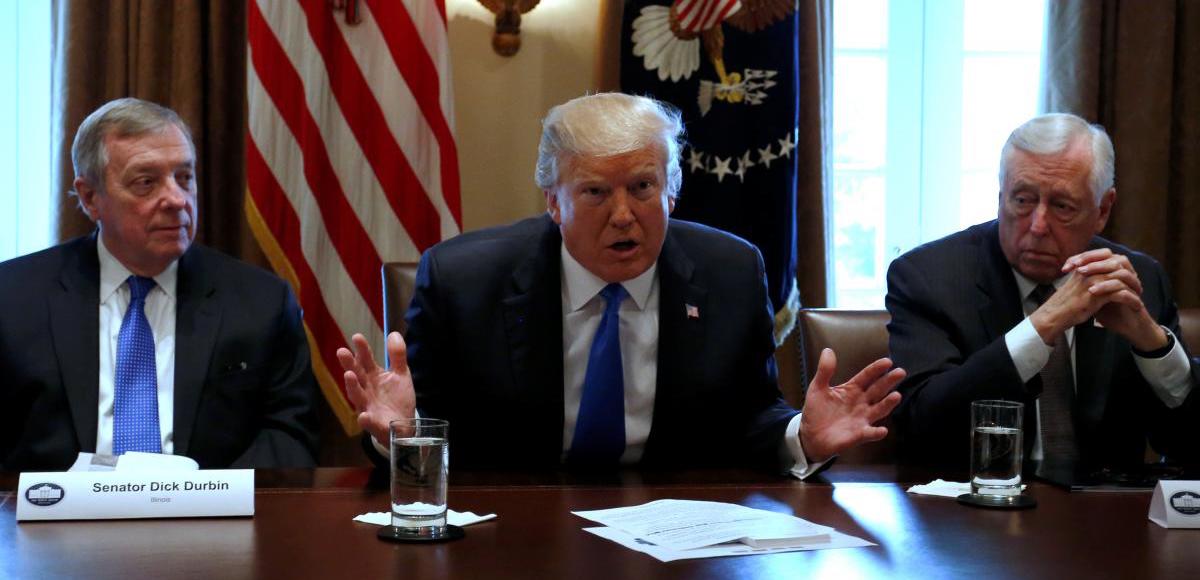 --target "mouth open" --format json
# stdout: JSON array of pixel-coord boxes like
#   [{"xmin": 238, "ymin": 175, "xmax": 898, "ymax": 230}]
[{"xmin": 610, "ymin": 240, "xmax": 638, "ymax": 252}]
